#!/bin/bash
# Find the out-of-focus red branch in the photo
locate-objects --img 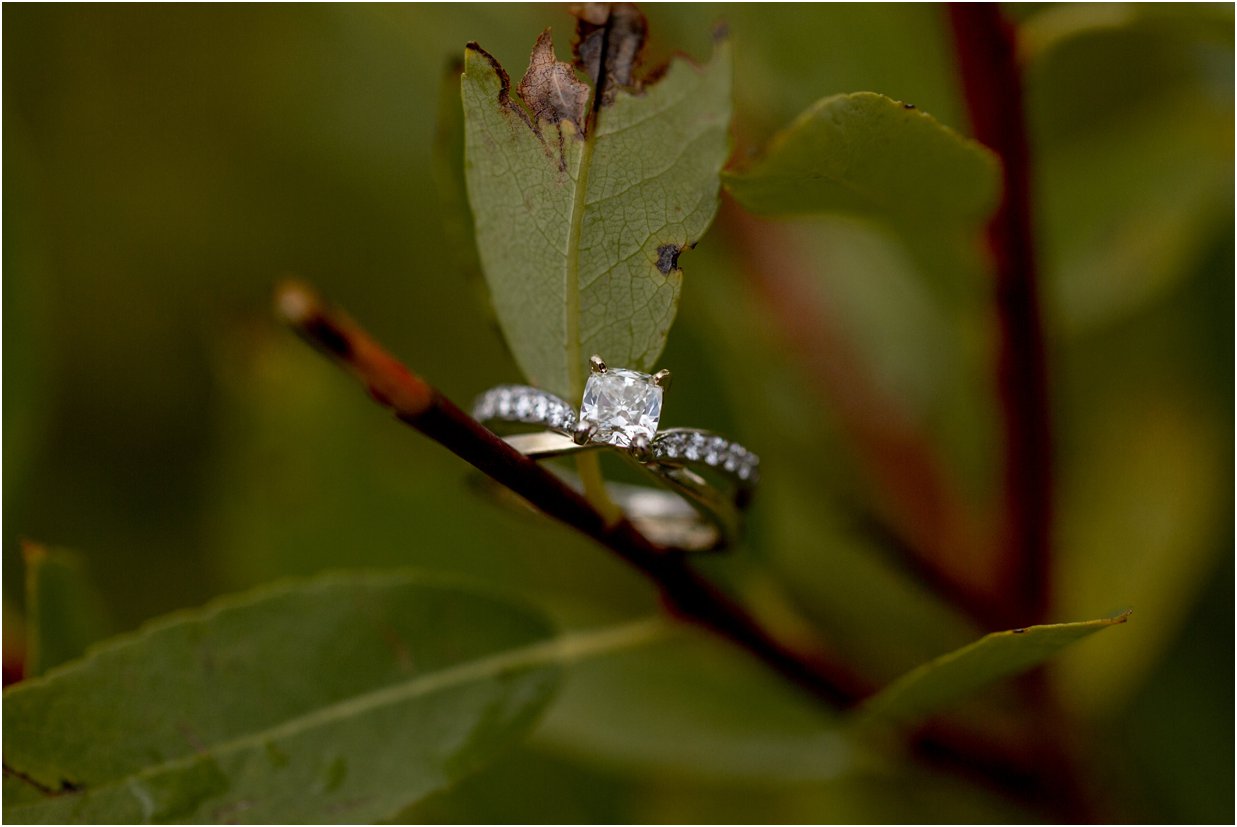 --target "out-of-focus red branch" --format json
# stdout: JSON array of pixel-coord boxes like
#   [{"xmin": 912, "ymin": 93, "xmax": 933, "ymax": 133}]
[
  {"xmin": 723, "ymin": 207, "xmax": 1003, "ymax": 628},
  {"xmin": 947, "ymin": 8, "xmax": 1102, "ymax": 821},
  {"xmin": 948, "ymin": 4, "xmax": 1053, "ymax": 625}
]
